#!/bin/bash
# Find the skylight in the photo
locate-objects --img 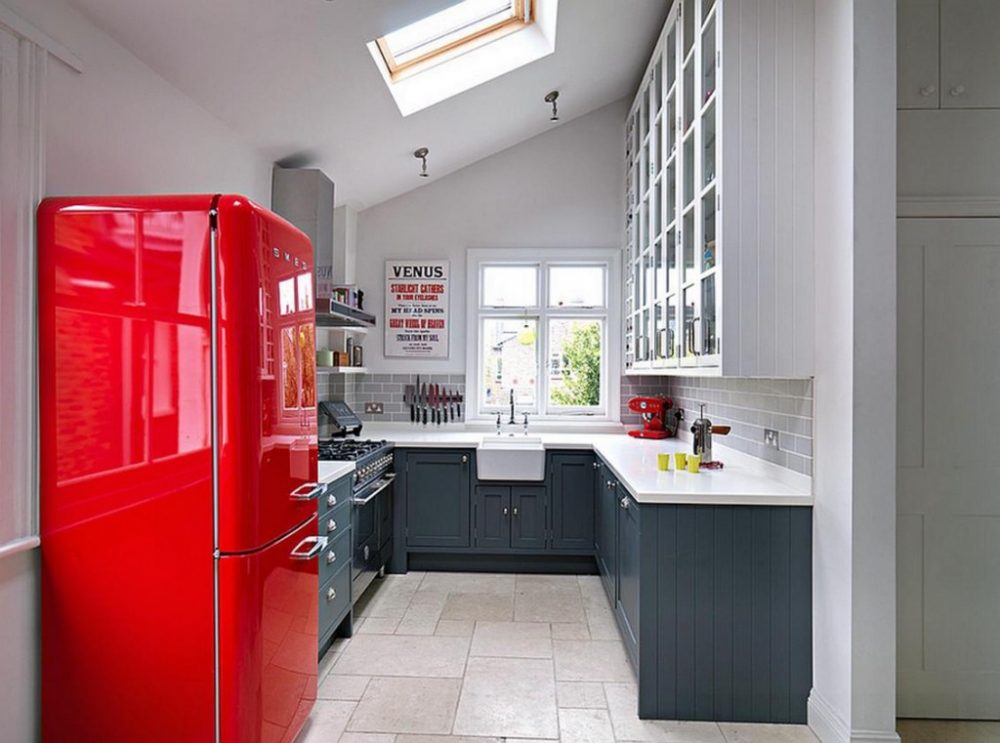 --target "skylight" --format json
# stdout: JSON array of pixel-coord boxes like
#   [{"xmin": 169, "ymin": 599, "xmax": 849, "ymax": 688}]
[
  {"xmin": 368, "ymin": 0, "xmax": 558, "ymax": 117},
  {"xmin": 376, "ymin": 0, "xmax": 533, "ymax": 80}
]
